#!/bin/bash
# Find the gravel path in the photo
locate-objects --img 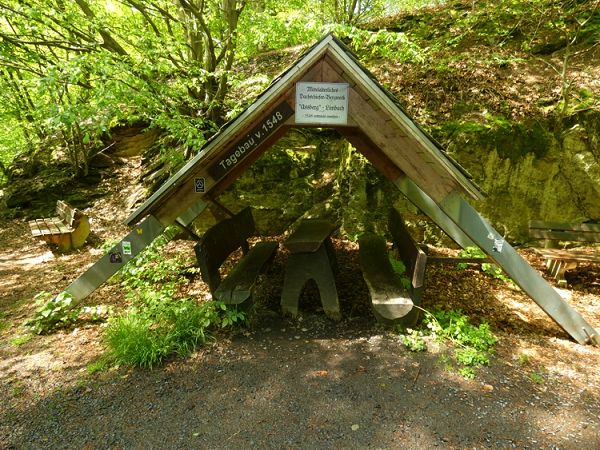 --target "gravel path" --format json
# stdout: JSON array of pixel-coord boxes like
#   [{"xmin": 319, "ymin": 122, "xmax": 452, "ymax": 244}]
[{"xmin": 2, "ymin": 308, "xmax": 600, "ymax": 449}]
